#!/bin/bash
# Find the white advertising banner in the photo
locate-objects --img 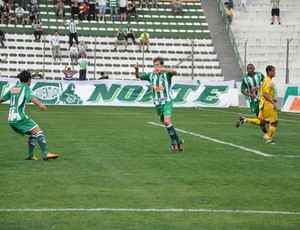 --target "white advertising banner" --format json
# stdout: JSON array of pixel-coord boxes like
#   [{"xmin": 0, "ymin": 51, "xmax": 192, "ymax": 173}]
[
  {"xmin": 0, "ymin": 78, "xmax": 235, "ymax": 108},
  {"xmin": 281, "ymin": 96, "xmax": 300, "ymax": 113}
]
